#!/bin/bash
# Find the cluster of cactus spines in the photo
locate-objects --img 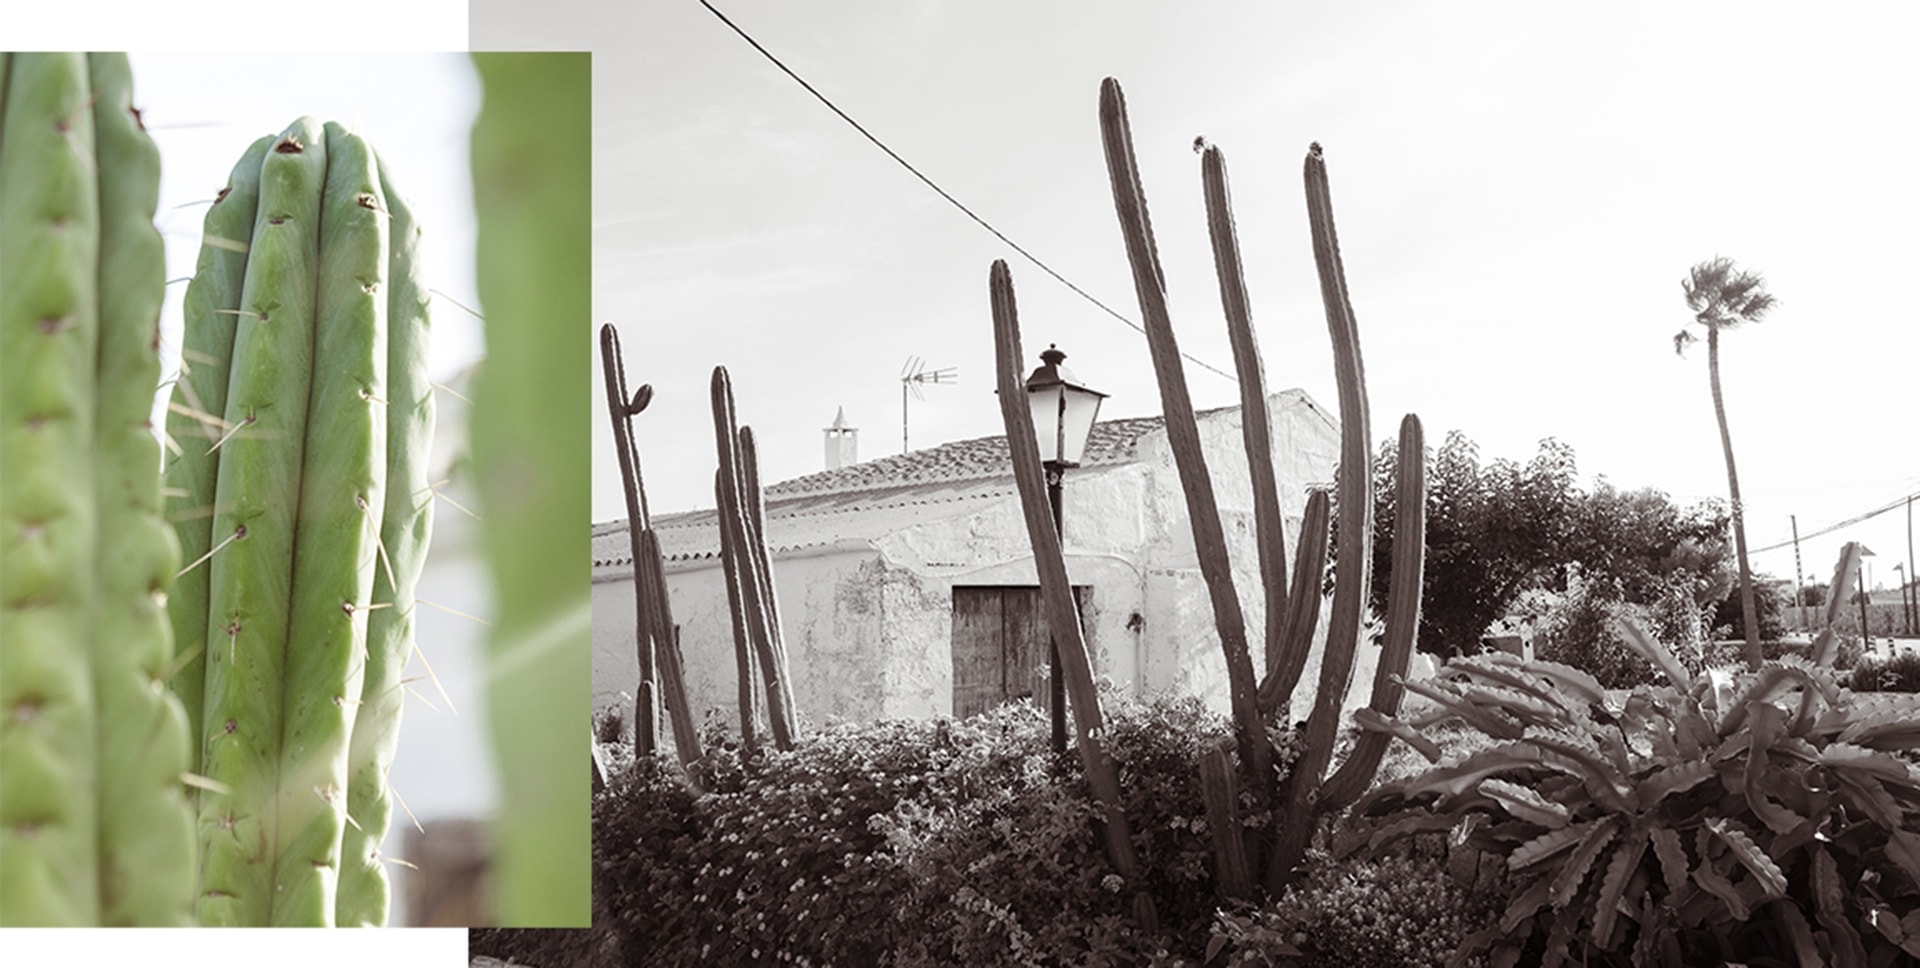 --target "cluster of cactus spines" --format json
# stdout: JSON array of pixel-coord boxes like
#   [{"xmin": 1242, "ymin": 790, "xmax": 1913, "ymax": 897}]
[
  {"xmin": 0, "ymin": 51, "xmax": 197, "ymax": 927},
  {"xmin": 1094, "ymin": 77, "xmax": 1429, "ymax": 895},
  {"xmin": 712, "ymin": 365, "xmax": 798, "ymax": 750},
  {"xmin": 159, "ymin": 115, "xmax": 435, "ymax": 927},
  {"xmin": 468, "ymin": 51, "xmax": 592, "ymax": 927},
  {"xmin": 989, "ymin": 260, "xmax": 1158, "ymax": 931}
]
